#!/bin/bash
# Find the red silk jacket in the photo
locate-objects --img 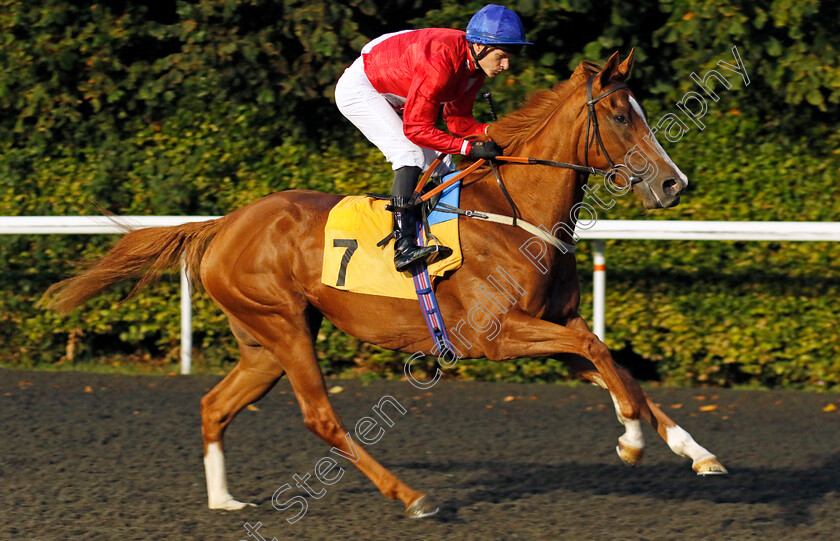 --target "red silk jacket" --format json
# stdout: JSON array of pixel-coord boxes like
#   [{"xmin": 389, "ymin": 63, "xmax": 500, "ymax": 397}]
[{"xmin": 362, "ymin": 28, "xmax": 488, "ymax": 155}]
